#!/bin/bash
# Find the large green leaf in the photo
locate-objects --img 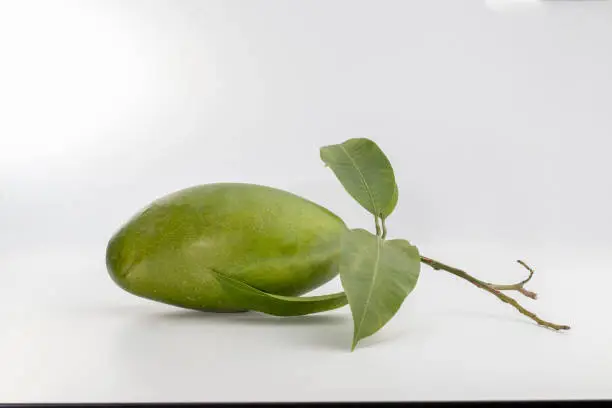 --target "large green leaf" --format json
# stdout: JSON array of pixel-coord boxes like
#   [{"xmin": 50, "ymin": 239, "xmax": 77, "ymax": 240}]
[
  {"xmin": 339, "ymin": 229, "xmax": 420, "ymax": 350},
  {"xmin": 320, "ymin": 138, "xmax": 398, "ymax": 220},
  {"xmin": 211, "ymin": 269, "xmax": 348, "ymax": 316}
]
